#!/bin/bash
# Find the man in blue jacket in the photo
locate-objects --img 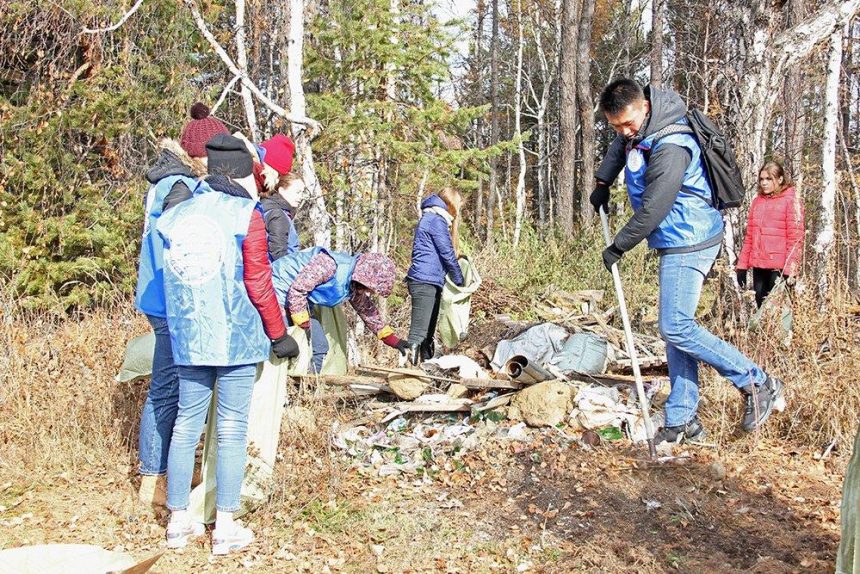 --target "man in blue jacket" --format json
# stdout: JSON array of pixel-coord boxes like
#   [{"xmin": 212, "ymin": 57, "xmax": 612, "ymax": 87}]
[{"xmin": 592, "ymin": 79, "xmax": 784, "ymax": 445}]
